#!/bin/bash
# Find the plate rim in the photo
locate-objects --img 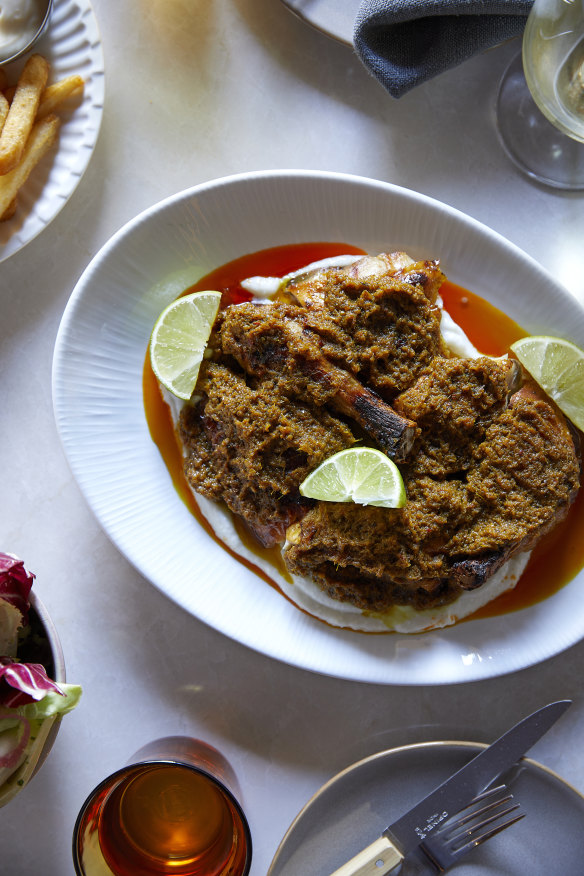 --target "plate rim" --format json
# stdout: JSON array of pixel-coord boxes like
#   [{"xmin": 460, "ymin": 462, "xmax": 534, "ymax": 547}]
[{"xmin": 278, "ymin": 0, "xmax": 358, "ymax": 46}]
